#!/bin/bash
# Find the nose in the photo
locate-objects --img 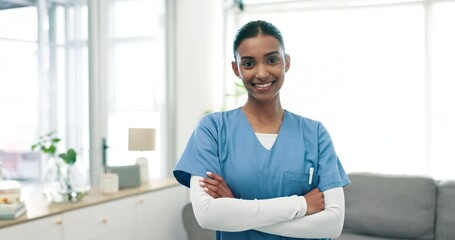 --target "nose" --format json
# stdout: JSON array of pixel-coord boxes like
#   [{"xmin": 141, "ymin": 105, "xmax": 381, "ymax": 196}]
[{"xmin": 255, "ymin": 63, "xmax": 269, "ymax": 79}]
